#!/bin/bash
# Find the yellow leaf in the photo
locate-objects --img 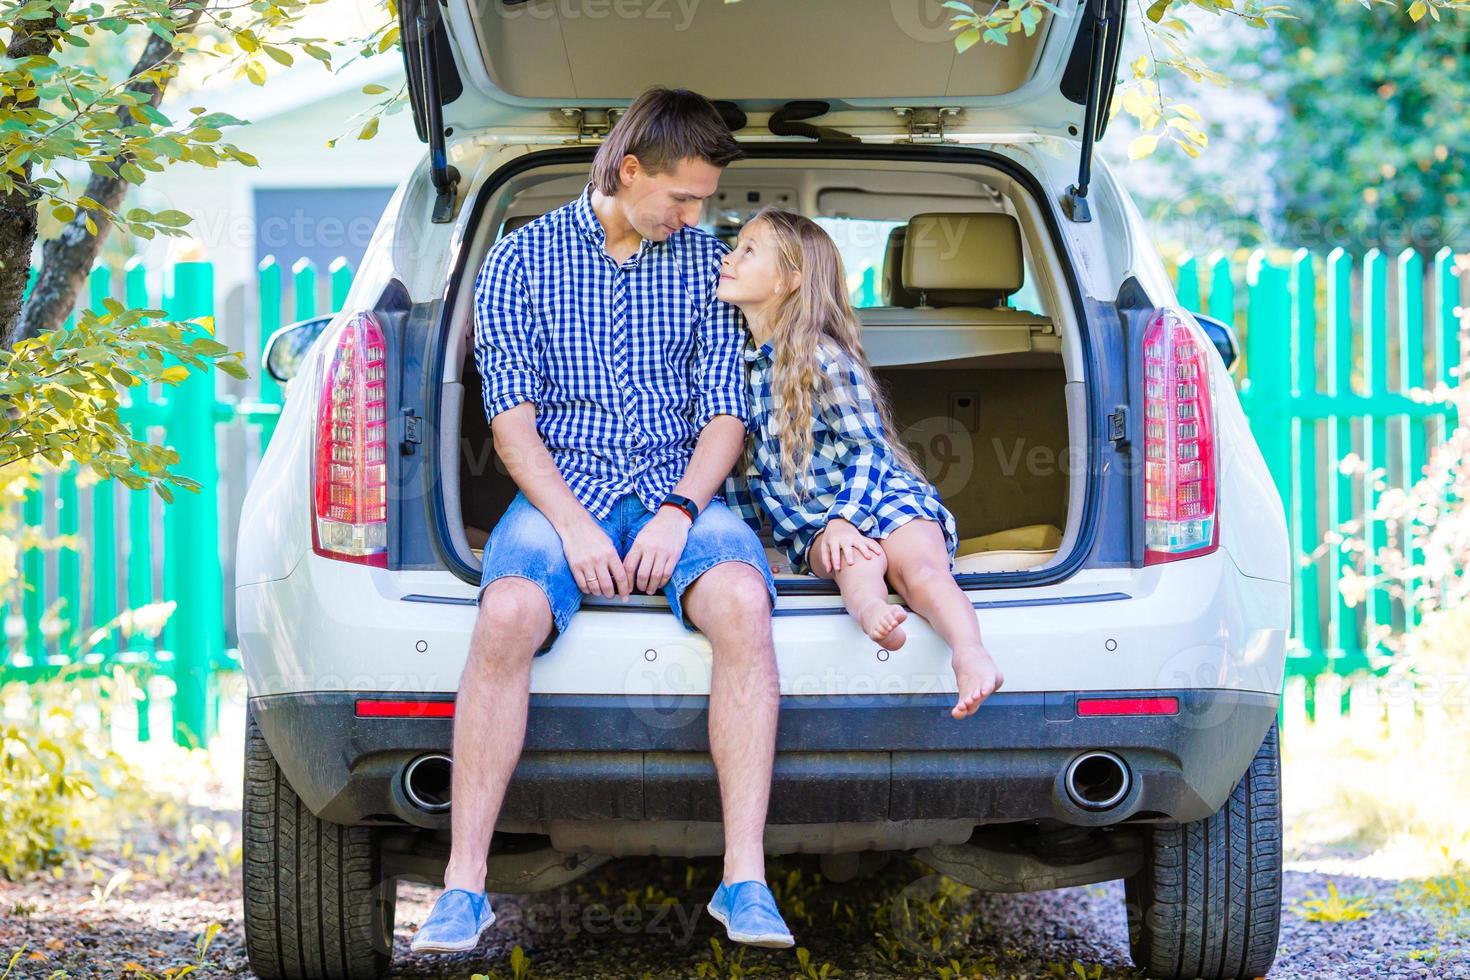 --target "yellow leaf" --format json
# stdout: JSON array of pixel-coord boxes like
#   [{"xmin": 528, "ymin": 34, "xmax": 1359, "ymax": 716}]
[
  {"xmin": 244, "ymin": 60, "xmax": 266, "ymax": 85},
  {"xmin": 1408, "ymin": 0, "xmax": 1427, "ymax": 21},
  {"xmin": 1128, "ymin": 134, "xmax": 1160, "ymax": 160},
  {"xmin": 159, "ymin": 366, "xmax": 189, "ymax": 384}
]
